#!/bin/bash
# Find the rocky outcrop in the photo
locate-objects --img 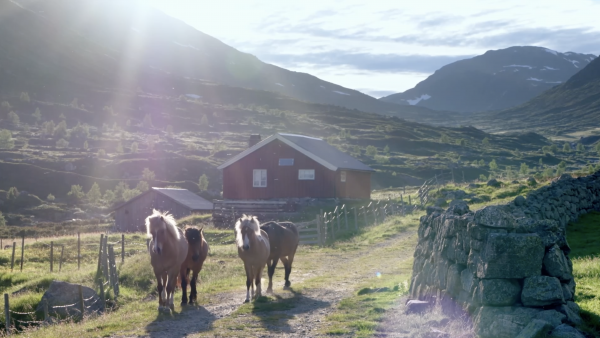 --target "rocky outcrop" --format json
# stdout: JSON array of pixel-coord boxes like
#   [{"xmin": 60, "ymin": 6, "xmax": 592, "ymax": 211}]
[{"xmin": 409, "ymin": 172, "xmax": 600, "ymax": 338}]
